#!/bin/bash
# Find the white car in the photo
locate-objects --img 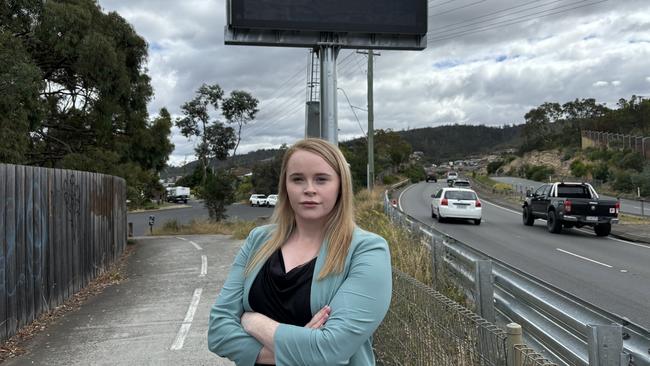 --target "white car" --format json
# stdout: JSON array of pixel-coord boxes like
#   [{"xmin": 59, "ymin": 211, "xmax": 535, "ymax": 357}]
[
  {"xmin": 431, "ymin": 188, "xmax": 482, "ymax": 225},
  {"xmin": 249, "ymin": 194, "xmax": 266, "ymax": 207},
  {"xmin": 266, "ymin": 194, "xmax": 278, "ymax": 207}
]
